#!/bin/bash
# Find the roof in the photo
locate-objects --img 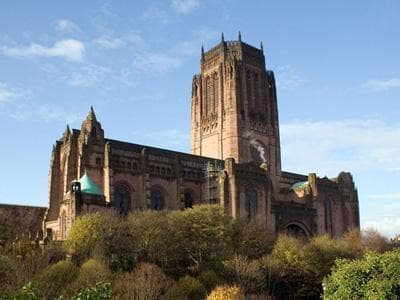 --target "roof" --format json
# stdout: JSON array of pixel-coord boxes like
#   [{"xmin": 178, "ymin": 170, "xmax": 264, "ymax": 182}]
[
  {"xmin": 290, "ymin": 181, "xmax": 309, "ymax": 191},
  {"xmin": 77, "ymin": 173, "xmax": 103, "ymax": 195}
]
